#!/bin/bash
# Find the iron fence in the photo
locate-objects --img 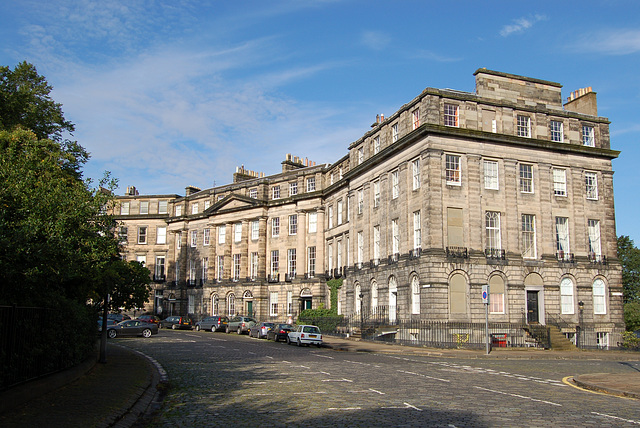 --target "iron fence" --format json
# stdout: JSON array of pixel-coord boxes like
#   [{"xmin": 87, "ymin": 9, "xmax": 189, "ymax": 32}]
[{"xmin": 0, "ymin": 305, "xmax": 85, "ymax": 390}]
